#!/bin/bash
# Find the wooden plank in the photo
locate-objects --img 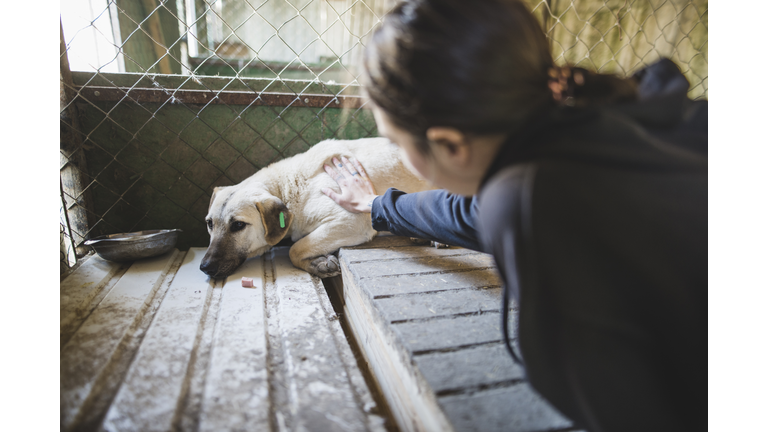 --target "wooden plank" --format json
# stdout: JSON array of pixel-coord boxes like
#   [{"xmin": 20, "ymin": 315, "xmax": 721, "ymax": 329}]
[
  {"xmin": 438, "ymin": 384, "xmax": 572, "ymax": 432},
  {"xmin": 414, "ymin": 343, "xmax": 524, "ymax": 394},
  {"xmin": 351, "ymin": 268, "xmax": 502, "ymax": 298},
  {"xmin": 360, "ymin": 267, "xmax": 500, "ymax": 297},
  {"xmin": 59, "ymin": 253, "xmax": 130, "ymax": 347},
  {"xmin": 350, "ymin": 254, "xmax": 496, "ymax": 279},
  {"xmin": 60, "ymin": 250, "xmax": 182, "ymax": 431},
  {"xmin": 59, "ymin": 254, "xmax": 123, "ymax": 315},
  {"xmin": 309, "ymin": 277, "xmax": 388, "ymax": 432},
  {"xmin": 375, "ymin": 287, "xmax": 506, "ymax": 322},
  {"xmin": 71, "ymin": 71, "xmax": 362, "ymax": 97},
  {"xmin": 266, "ymin": 247, "xmax": 374, "ymax": 432},
  {"xmin": 343, "ymin": 245, "xmax": 479, "ymax": 263},
  {"xmin": 347, "ymin": 234, "xmax": 421, "ymax": 249},
  {"xmin": 340, "ymin": 257, "xmax": 455, "ymax": 432},
  {"xmin": 198, "ymin": 255, "xmax": 270, "ymax": 432},
  {"xmin": 392, "ymin": 313, "xmax": 514, "ymax": 354},
  {"xmin": 101, "ymin": 247, "xmax": 218, "ymax": 431},
  {"xmin": 60, "ymin": 246, "xmax": 386, "ymax": 431},
  {"xmin": 77, "ymin": 86, "xmax": 365, "ymax": 109}
]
